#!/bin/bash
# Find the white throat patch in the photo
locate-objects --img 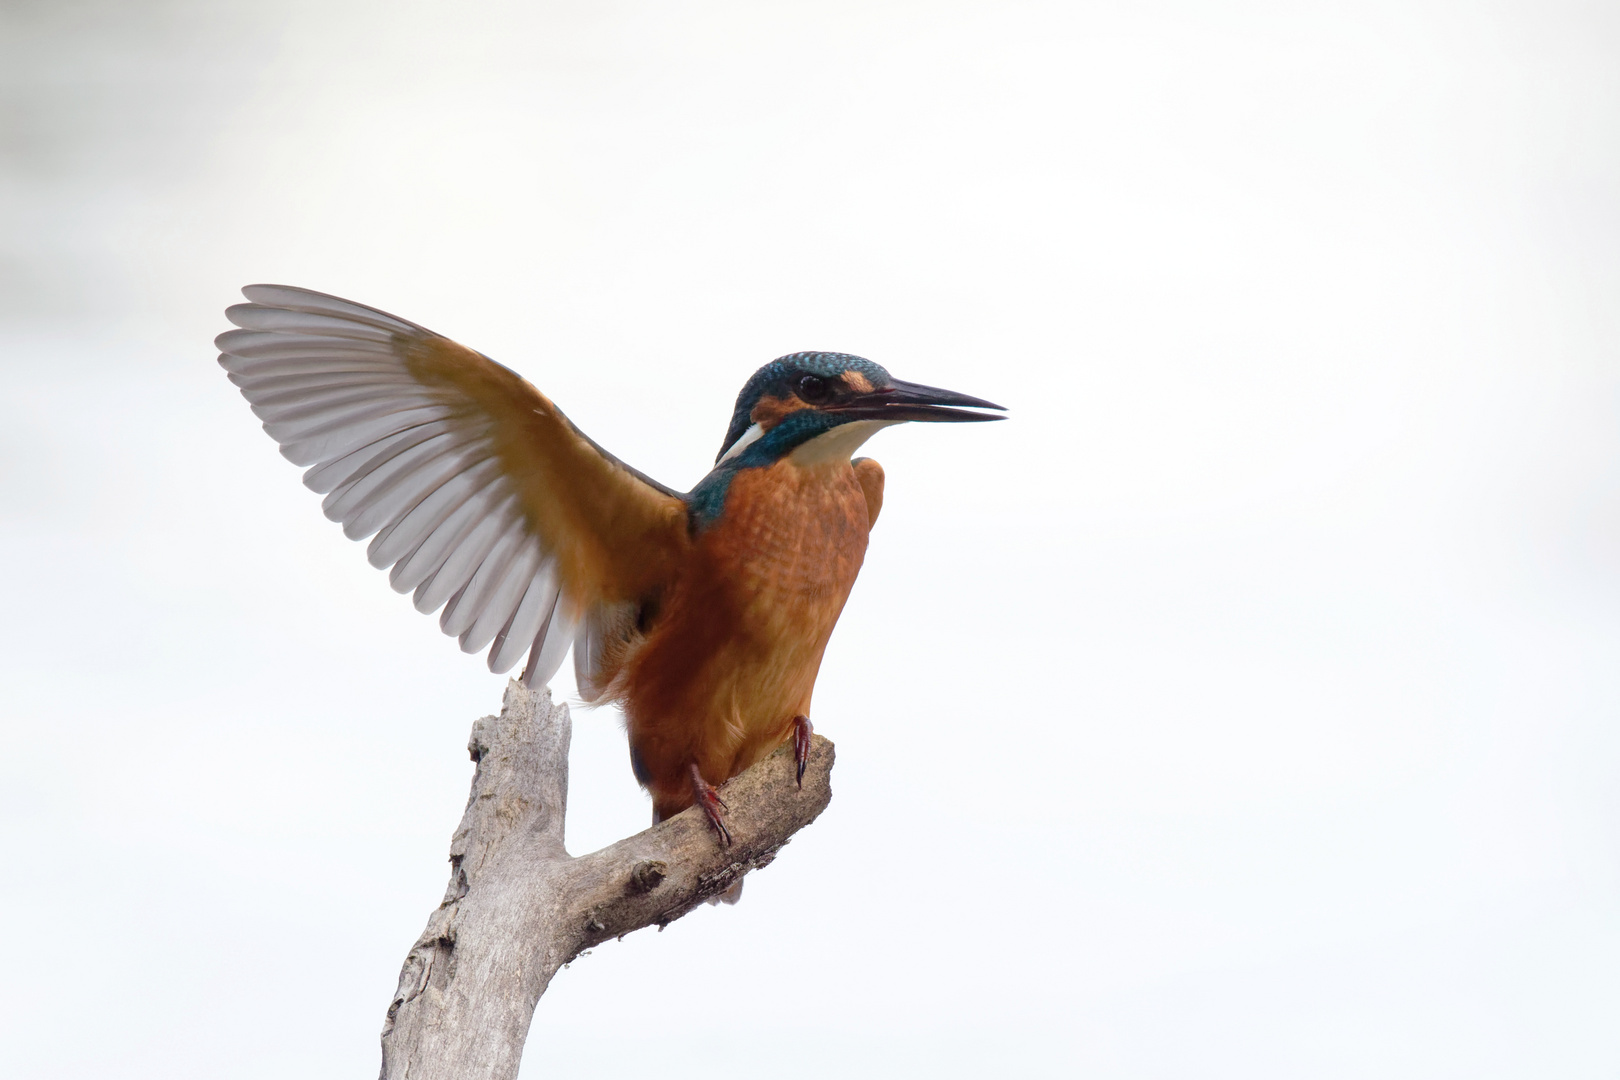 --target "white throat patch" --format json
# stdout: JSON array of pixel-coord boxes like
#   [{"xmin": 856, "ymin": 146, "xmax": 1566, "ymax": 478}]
[{"xmin": 787, "ymin": 419, "xmax": 899, "ymax": 466}]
